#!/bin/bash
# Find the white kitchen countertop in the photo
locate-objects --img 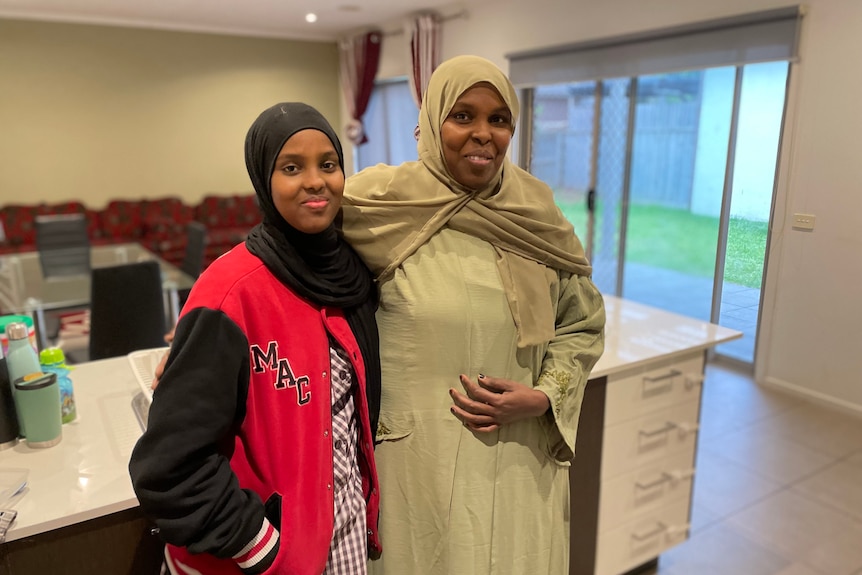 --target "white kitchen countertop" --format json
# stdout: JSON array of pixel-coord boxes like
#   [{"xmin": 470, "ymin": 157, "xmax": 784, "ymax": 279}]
[
  {"xmin": 0, "ymin": 354, "xmax": 144, "ymax": 542},
  {"xmin": 591, "ymin": 295, "xmax": 742, "ymax": 378},
  {"xmin": 0, "ymin": 295, "xmax": 741, "ymax": 543}
]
